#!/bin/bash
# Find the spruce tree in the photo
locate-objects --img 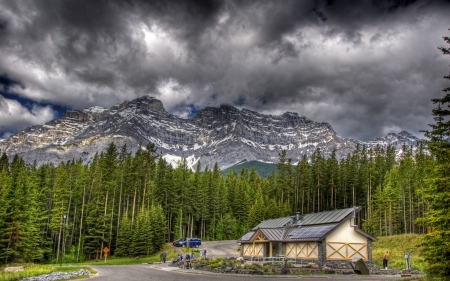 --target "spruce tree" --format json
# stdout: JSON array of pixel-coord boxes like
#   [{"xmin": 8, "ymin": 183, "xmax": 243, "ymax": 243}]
[
  {"xmin": 149, "ymin": 204, "xmax": 166, "ymax": 253},
  {"xmin": 0, "ymin": 153, "xmax": 8, "ymax": 172},
  {"xmin": 418, "ymin": 29, "xmax": 450, "ymax": 280},
  {"xmin": 115, "ymin": 212, "xmax": 132, "ymax": 257}
]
